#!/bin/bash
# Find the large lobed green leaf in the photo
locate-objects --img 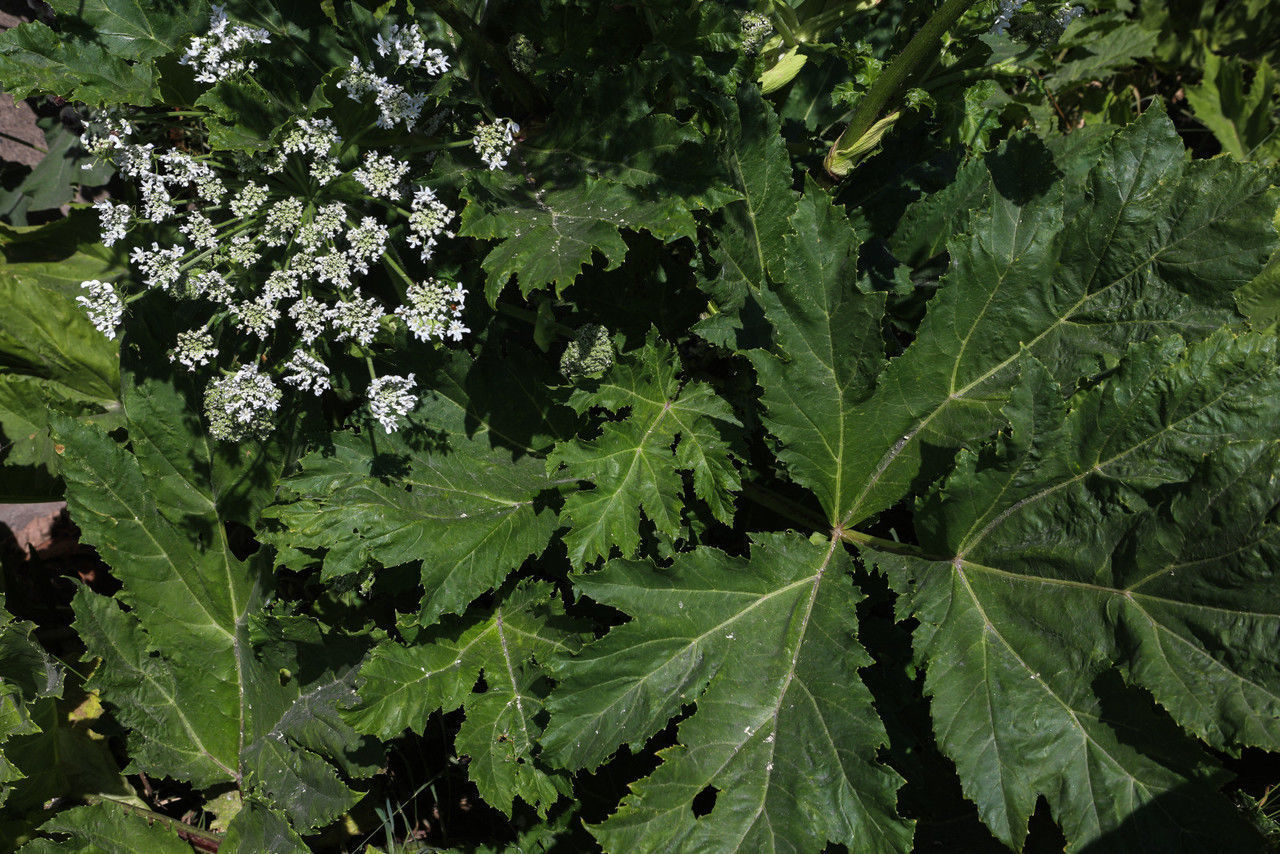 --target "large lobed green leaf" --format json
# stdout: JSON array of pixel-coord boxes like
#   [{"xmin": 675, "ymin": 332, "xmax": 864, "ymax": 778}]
[
  {"xmin": 542, "ymin": 533, "xmax": 913, "ymax": 853},
  {"xmin": 751, "ymin": 105, "xmax": 1279, "ymax": 528},
  {"xmin": 862, "ymin": 329, "xmax": 1280, "ymax": 851},
  {"xmin": 548, "ymin": 336, "xmax": 741, "ymax": 566},
  {"xmin": 348, "ymin": 582, "xmax": 585, "ymax": 818},
  {"xmin": 264, "ymin": 428, "xmax": 570, "ymax": 624},
  {"xmin": 695, "ymin": 84, "xmax": 799, "ymax": 347},
  {"xmin": 55, "ymin": 369, "xmax": 374, "ymax": 839}
]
